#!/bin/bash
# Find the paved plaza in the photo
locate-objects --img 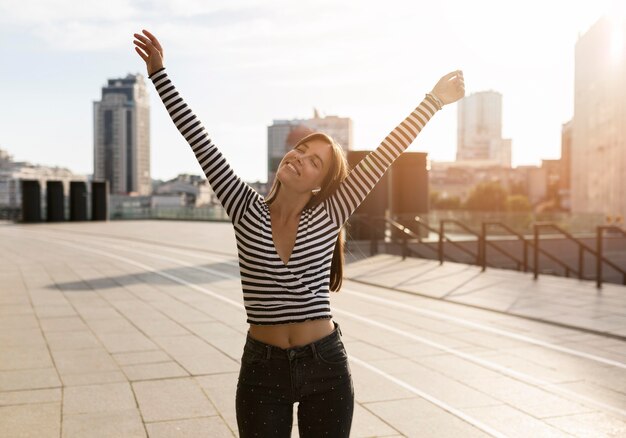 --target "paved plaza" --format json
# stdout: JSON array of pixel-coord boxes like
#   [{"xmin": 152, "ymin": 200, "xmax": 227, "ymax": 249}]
[{"xmin": 1, "ymin": 220, "xmax": 625, "ymax": 437}]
